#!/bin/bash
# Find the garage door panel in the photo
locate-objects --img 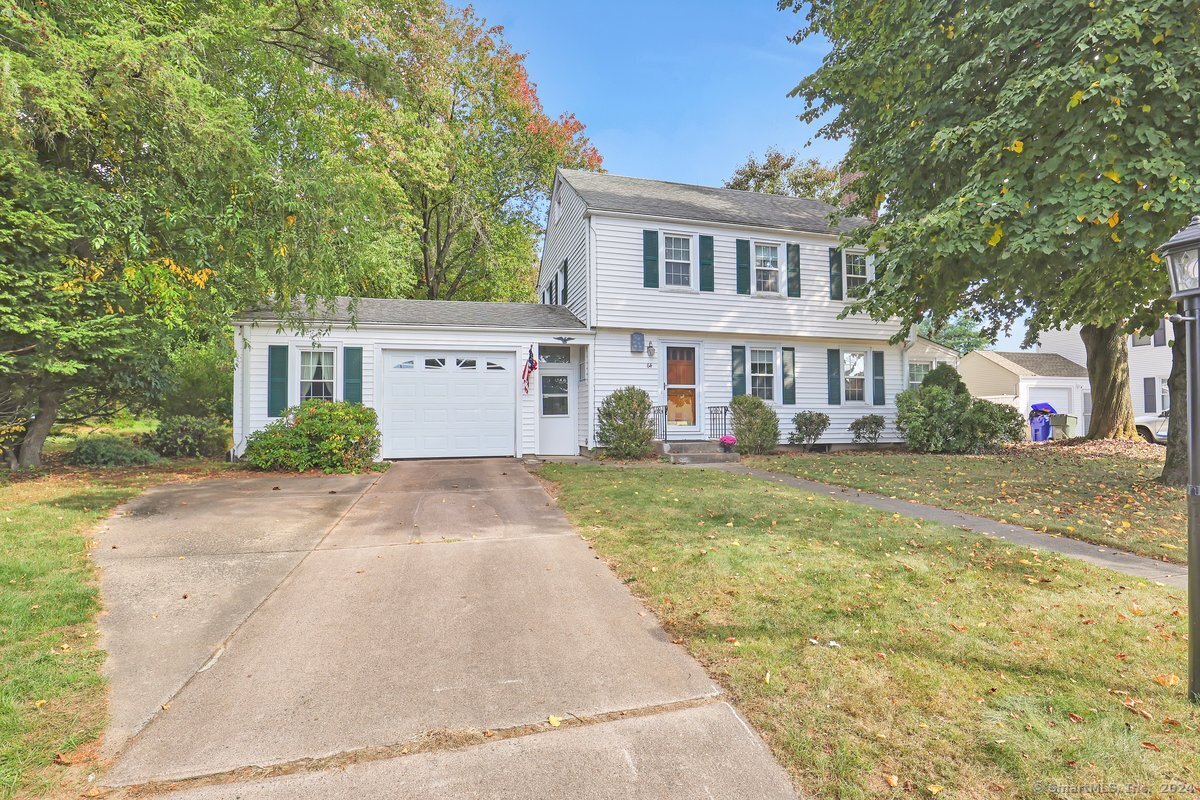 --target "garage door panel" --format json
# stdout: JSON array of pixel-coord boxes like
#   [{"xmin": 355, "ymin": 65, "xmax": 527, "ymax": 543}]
[{"xmin": 382, "ymin": 350, "xmax": 516, "ymax": 459}]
